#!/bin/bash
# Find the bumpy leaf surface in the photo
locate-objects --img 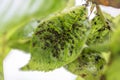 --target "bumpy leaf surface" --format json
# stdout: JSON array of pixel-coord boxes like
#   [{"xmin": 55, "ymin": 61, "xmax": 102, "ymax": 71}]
[
  {"xmin": 65, "ymin": 47, "xmax": 105, "ymax": 80},
  {"xmin": 22, "ymin": 6, "xmax": 90, "ymax": 71},
  {"xmin": 87, "ymin": 14, "xmax": 111, "ymax": 45}
]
